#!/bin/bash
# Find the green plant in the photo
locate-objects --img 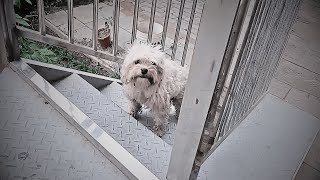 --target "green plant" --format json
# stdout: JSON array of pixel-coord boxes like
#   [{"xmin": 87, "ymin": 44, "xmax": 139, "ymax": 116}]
[
  {"xmin": 15, "ymin": 0, "xmax": 32, "ymax": 9},
  {"xmin": 18, "ymin": 37, "xmax": 100, "ymax": 74},
  {"xmin": 15, "ymin": 0, "xmax": 33, "ymax": 27}
]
